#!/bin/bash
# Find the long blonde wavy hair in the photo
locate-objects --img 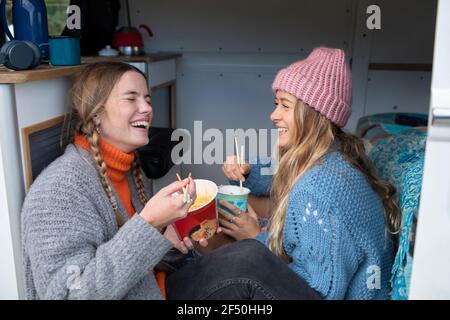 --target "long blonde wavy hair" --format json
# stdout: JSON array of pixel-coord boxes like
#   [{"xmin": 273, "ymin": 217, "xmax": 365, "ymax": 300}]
[
  {"xmin": 65, "ymin": 62, "xmax": 149, "ymax": 227},
  {"xmin": 267, "ymin": 100, "xmax": 401, "ymax": 262}
]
